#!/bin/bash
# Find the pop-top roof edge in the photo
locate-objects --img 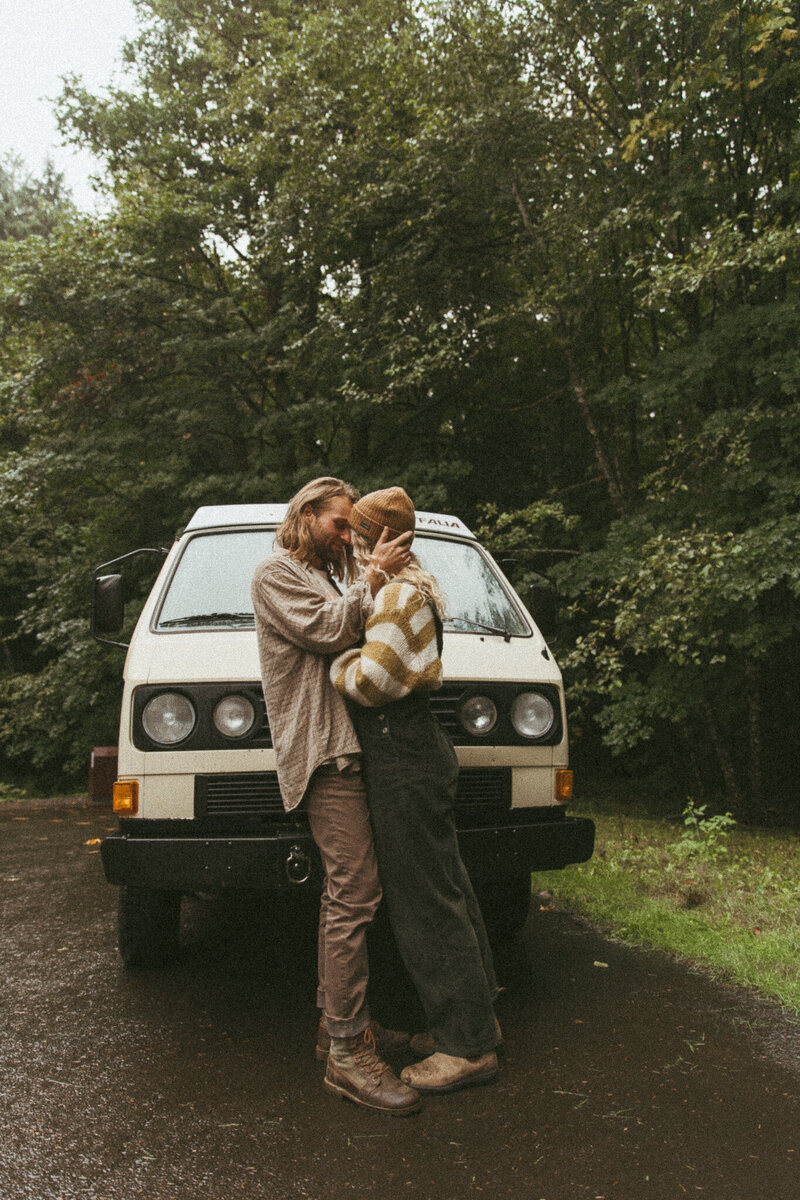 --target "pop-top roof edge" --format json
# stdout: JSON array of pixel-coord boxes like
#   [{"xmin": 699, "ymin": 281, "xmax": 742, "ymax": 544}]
[{"xmin": 184, "ymin": 504, "xmax": 474, "ymax": 538}]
